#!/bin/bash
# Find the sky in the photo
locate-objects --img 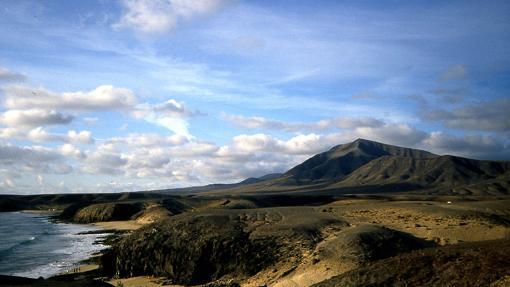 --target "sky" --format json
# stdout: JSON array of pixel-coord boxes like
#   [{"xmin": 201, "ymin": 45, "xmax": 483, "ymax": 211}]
[{"xmin": 0, "ymin": 0, "xmax": 509, "ymax": 194}]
